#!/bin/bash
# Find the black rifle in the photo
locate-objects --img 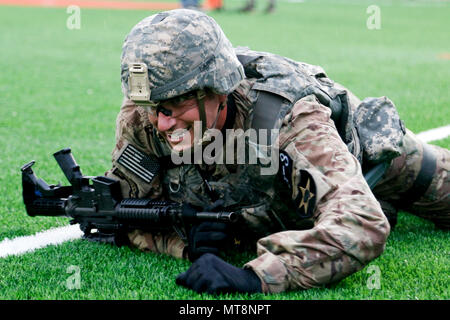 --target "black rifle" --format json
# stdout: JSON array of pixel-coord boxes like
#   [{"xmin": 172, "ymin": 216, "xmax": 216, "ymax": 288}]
[{"xmin": 20, "ymin": 148, "xmax": 238, "ymax": 245}]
